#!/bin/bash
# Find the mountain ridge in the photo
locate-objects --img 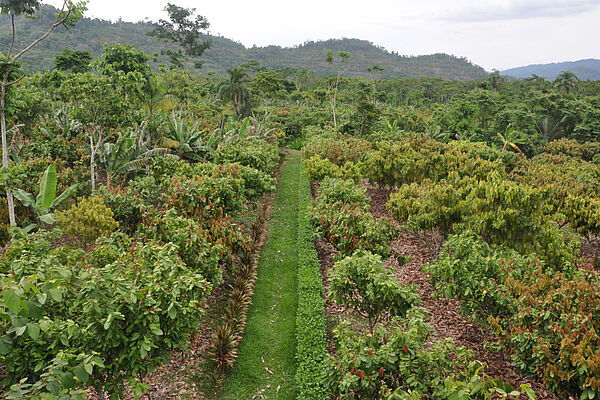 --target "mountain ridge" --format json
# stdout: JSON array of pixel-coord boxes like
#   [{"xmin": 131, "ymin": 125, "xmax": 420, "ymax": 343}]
[
  {"xmin": 0, "ymin": 5, "xmax": 488, "ymax": 81},
  {"xmin": 502, "ymin": 59, "xmax": 600, "ymax": 80}
]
